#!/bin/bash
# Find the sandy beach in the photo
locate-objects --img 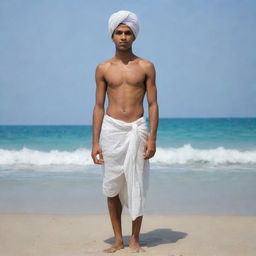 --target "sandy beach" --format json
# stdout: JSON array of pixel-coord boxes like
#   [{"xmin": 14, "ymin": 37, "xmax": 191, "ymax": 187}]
[{"xmin": 0, "ymin": 214, "xmax": 255, "ymax": 256}]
